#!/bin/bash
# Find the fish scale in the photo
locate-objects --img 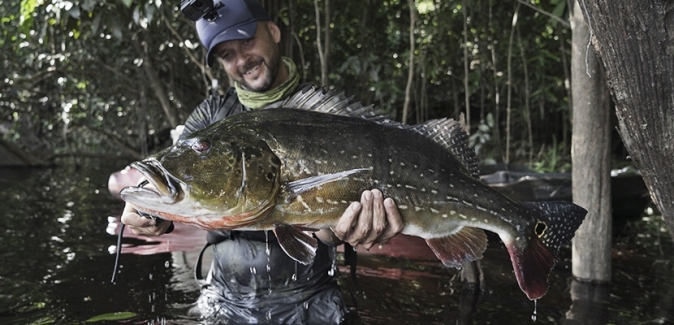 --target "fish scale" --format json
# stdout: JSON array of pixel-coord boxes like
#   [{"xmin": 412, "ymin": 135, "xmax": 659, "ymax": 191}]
[
  {"xmin": 259, "ymin": 113, "xmax": 479, "ymax": 228},
  {"xmin": 121, "ymin": 88, "xmax": 586, "ymax": 301}
]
